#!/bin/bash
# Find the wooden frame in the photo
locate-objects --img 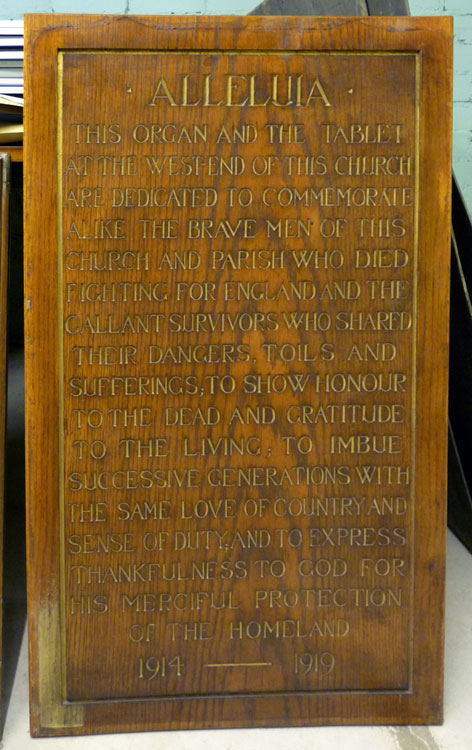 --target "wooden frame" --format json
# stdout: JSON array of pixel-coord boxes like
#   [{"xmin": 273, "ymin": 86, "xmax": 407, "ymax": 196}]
[{"xmin": 24, "ymin": 14, "xmax": 452, "ymax": 736}]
